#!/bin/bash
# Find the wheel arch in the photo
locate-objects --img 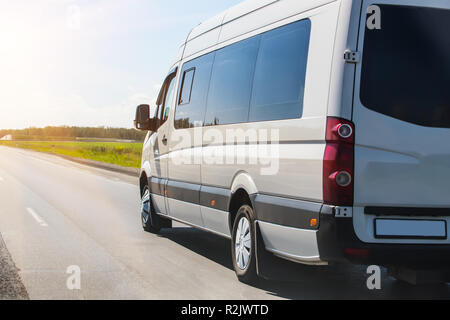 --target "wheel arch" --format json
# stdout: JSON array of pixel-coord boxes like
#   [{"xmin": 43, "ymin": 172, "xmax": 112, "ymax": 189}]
[
  {"xmin": 228, "ymin": 172, "xmax": 258, "ymax": 233},
  {"xmin": 139, "ymin": 161, "xmax": 152, "ymax": 196}
]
